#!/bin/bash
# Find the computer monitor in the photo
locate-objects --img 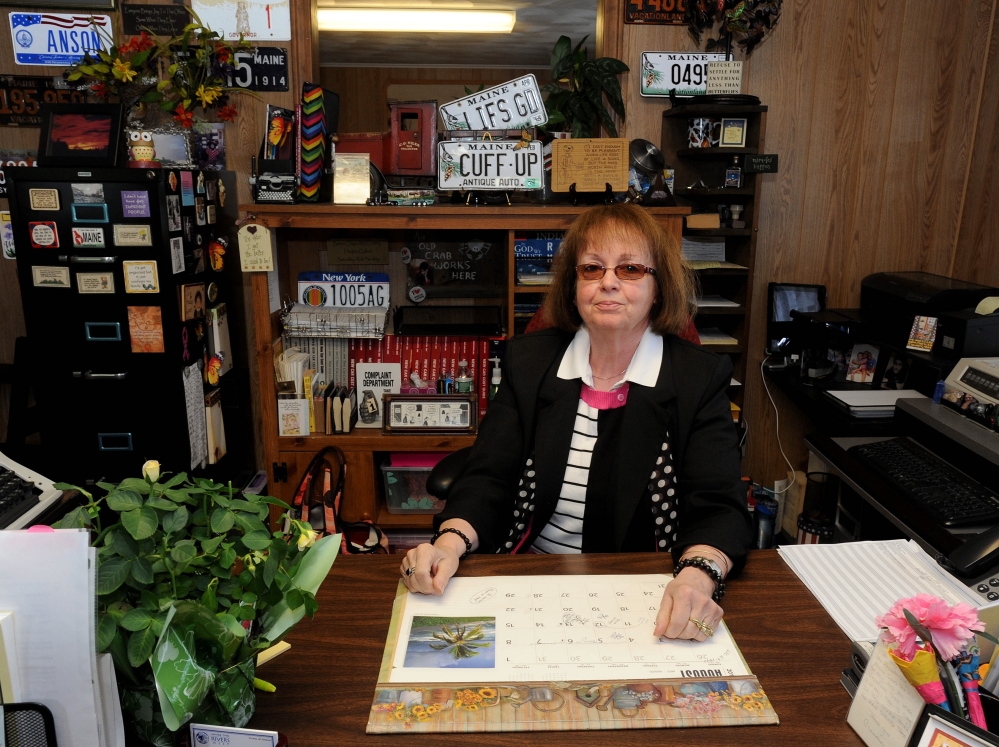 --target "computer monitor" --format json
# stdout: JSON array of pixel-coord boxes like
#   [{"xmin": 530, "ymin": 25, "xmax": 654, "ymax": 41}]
[{"xmin": 767, "ymin": 282, "xmax": 827, "ymax": 356}]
